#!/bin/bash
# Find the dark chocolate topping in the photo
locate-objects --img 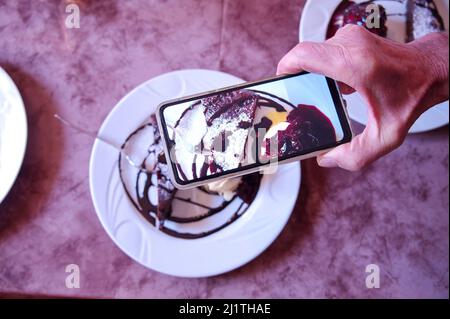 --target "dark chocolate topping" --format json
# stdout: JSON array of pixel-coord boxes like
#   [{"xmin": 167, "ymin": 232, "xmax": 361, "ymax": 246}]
[{"xmin": 264, "ymin": 105, "xmax": 337, "ymax": 158}]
